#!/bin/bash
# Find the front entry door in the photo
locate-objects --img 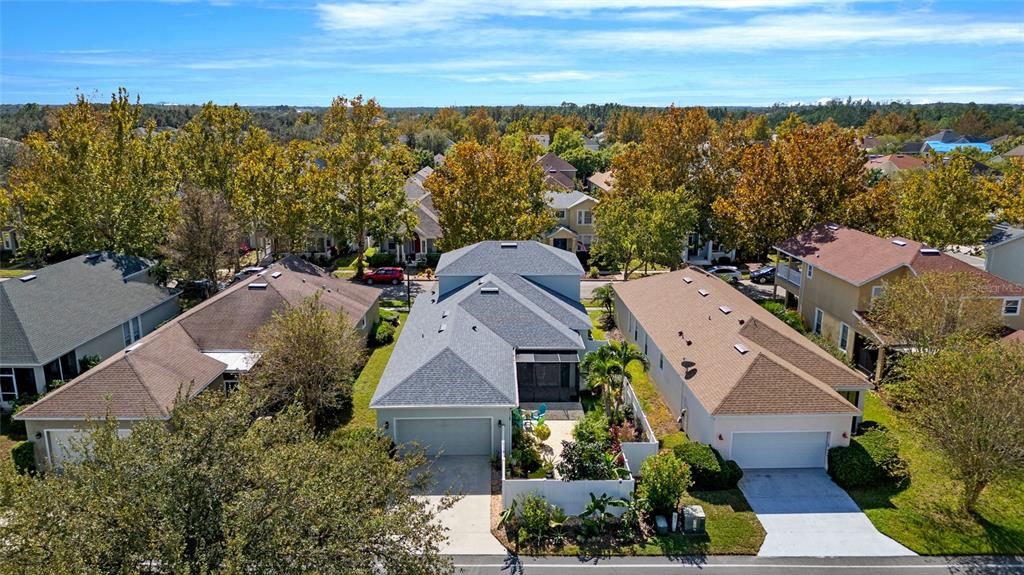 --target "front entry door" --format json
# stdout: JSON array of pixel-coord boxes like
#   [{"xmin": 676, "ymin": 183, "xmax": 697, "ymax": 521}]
[{"xmin": 552, "ymin": 238, "xmax": 569, "ymax": 251}]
